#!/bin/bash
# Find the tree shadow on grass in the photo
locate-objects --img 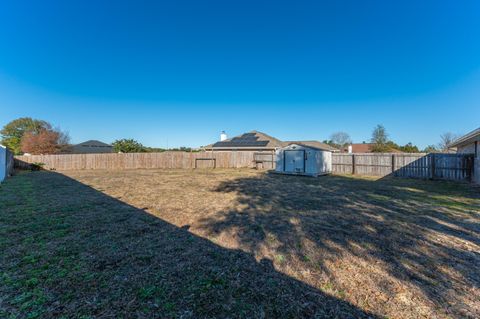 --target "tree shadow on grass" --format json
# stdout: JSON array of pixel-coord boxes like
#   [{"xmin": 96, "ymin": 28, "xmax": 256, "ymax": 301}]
[
  {"xmin": 198, "ymin": 173, "xmax": 480, "ymax": 318},
  {"xmin": 0, "ymin": 171, "xmax": 378, "ymax": 319}
]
